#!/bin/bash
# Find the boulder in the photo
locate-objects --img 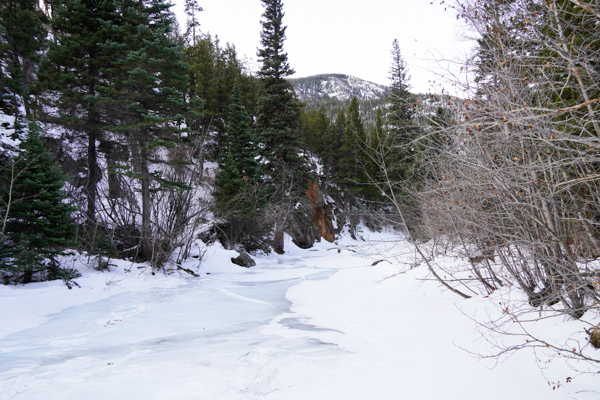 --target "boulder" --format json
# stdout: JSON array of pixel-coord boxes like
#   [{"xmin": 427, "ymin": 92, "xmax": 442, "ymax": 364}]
[{"xmin": 231, "ymin": 251, "xmax": 256, "ymax": 268}]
